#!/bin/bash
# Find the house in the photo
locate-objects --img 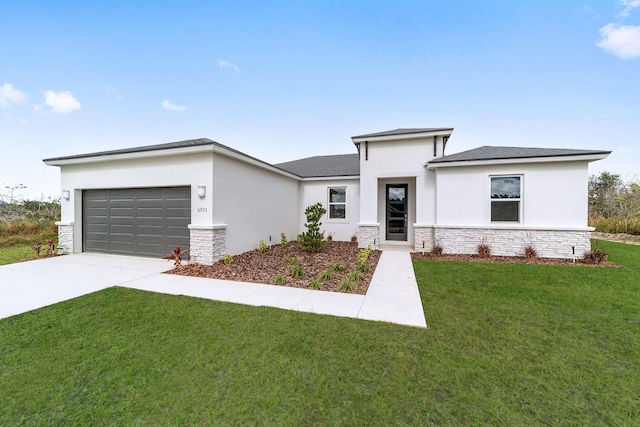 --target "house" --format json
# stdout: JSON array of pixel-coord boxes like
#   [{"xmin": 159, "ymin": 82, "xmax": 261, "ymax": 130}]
[{"xmin": 43, "ymin": 128, "xmax": 610, "ymax": 262}]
